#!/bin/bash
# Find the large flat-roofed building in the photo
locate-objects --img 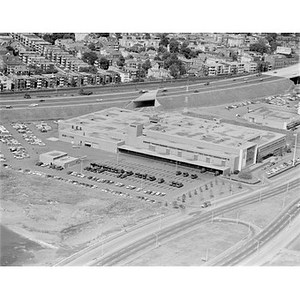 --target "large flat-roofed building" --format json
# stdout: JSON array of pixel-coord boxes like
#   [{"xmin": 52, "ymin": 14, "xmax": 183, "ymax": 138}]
[{"xmin": 58, "ymin": 108, "xmax": 287, "ymax": 174}]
